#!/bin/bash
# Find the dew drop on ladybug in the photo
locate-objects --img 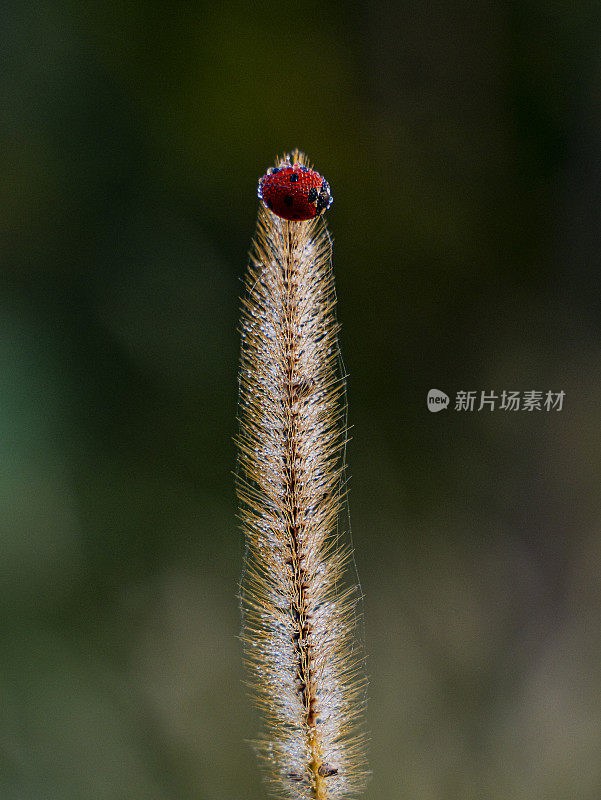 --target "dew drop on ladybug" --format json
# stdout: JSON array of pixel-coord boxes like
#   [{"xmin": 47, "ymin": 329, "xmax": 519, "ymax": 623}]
[{"xmin": 257, "ymin": 163, "xmax": 333, "ymax": 221}]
